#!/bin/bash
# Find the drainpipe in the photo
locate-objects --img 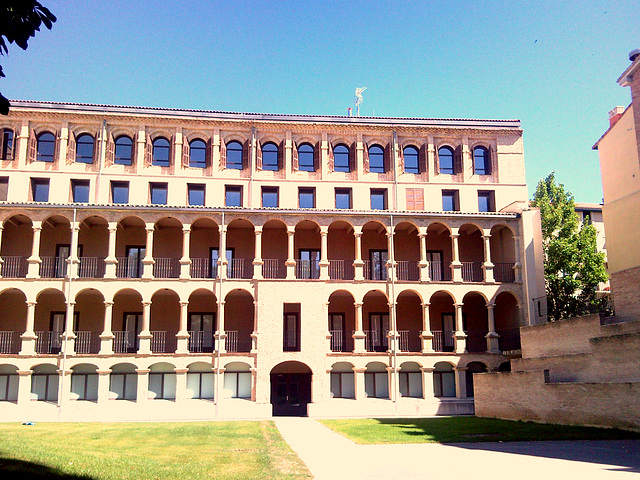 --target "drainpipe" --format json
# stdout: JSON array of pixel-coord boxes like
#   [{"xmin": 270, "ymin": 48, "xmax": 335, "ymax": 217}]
[
  {"xmin": 214, "ymin": 210, "xmax": 225, "ymax": 416},
  {"xmin": 392, "ymin": 130, "xmax": 399, "ymax": 211},
  {"xmin": 389, "ymin": 213, "xmax": 399, "ymax": 414},
  {"xmin": 95, "ymin": 119, "xmax": 106, "ymax": 204}
]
